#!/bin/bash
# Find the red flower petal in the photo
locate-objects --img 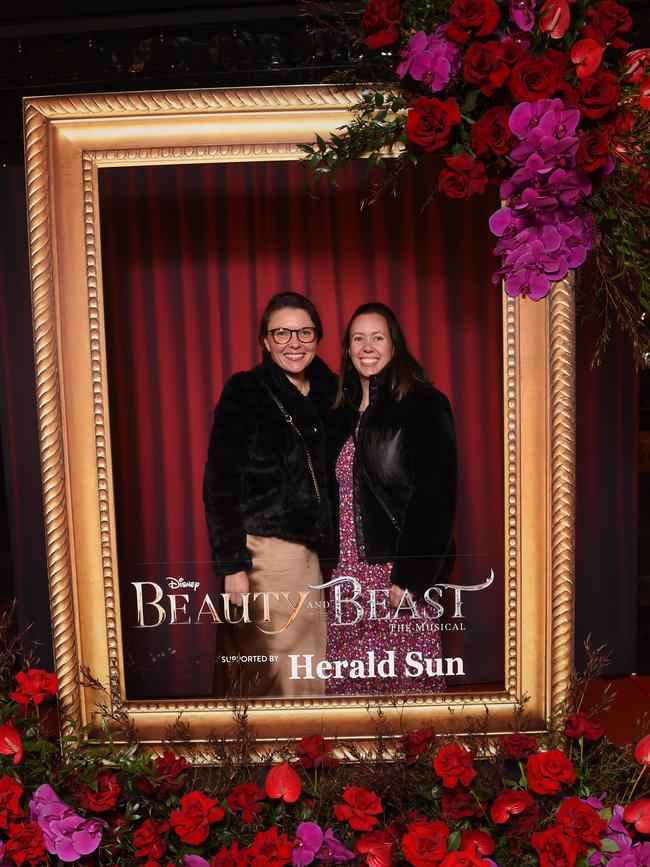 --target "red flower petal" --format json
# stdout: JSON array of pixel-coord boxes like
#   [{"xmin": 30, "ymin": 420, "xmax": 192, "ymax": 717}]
[
  {"xmin": 634, "ymin": 733, "xmax": 650, "ymax": 766},
  {"xmin": 0, "ymin": 723, "xmax": 23, "ymax": 764},
  {"xmin": 539, "ymin": 0, "xmax": 571, "ymax": 39},
  {"xmin": 264, "ymin": 762, "xmax": 302, "ymax": 803},
  {"xmin": 623, "ymin": 799, "xmax": 650, "ymax": 834},
  {"xmin": 571, "ymin": 38, "xmax": 606, "ymax": 78}
]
